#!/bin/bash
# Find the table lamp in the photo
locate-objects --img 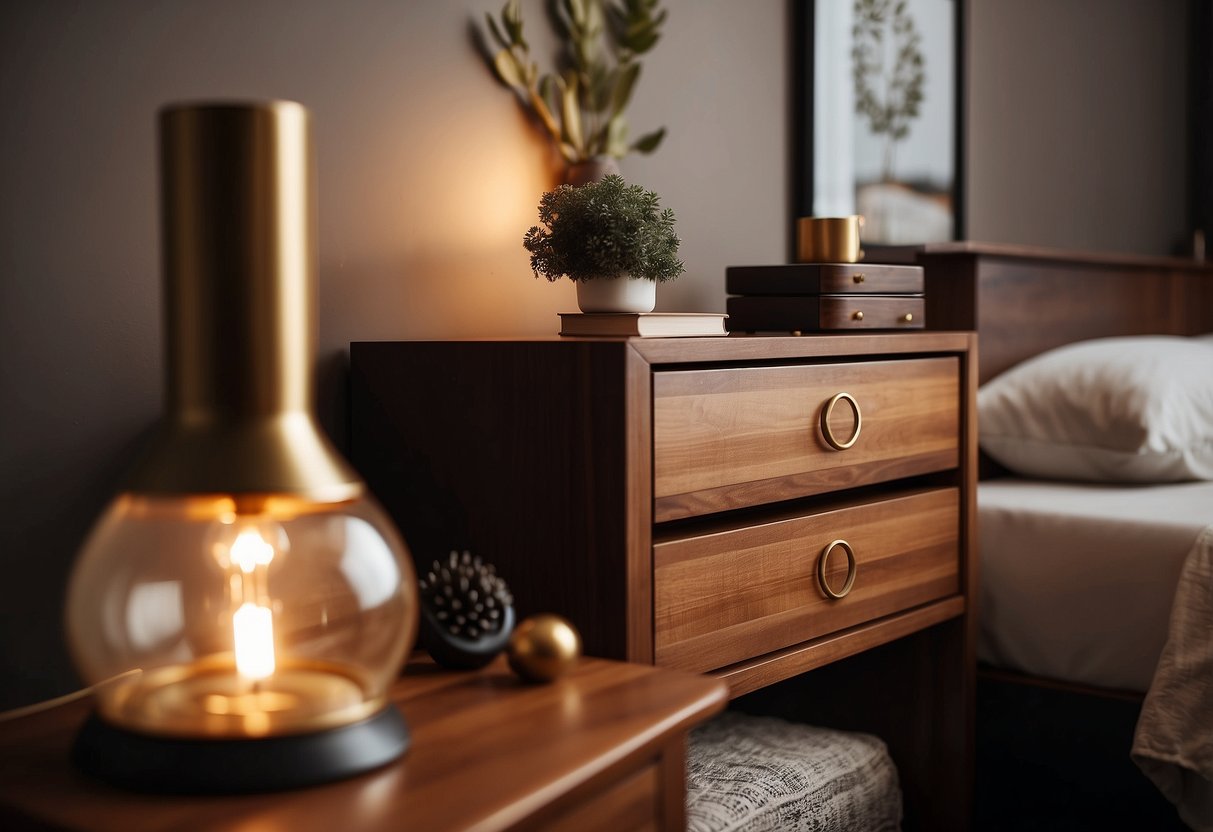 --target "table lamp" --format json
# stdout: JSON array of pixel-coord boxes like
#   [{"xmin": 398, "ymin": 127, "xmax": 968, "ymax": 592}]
[{"xmin": 64, "ymin": 100, "xmax": 418, "ymax": 793}]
